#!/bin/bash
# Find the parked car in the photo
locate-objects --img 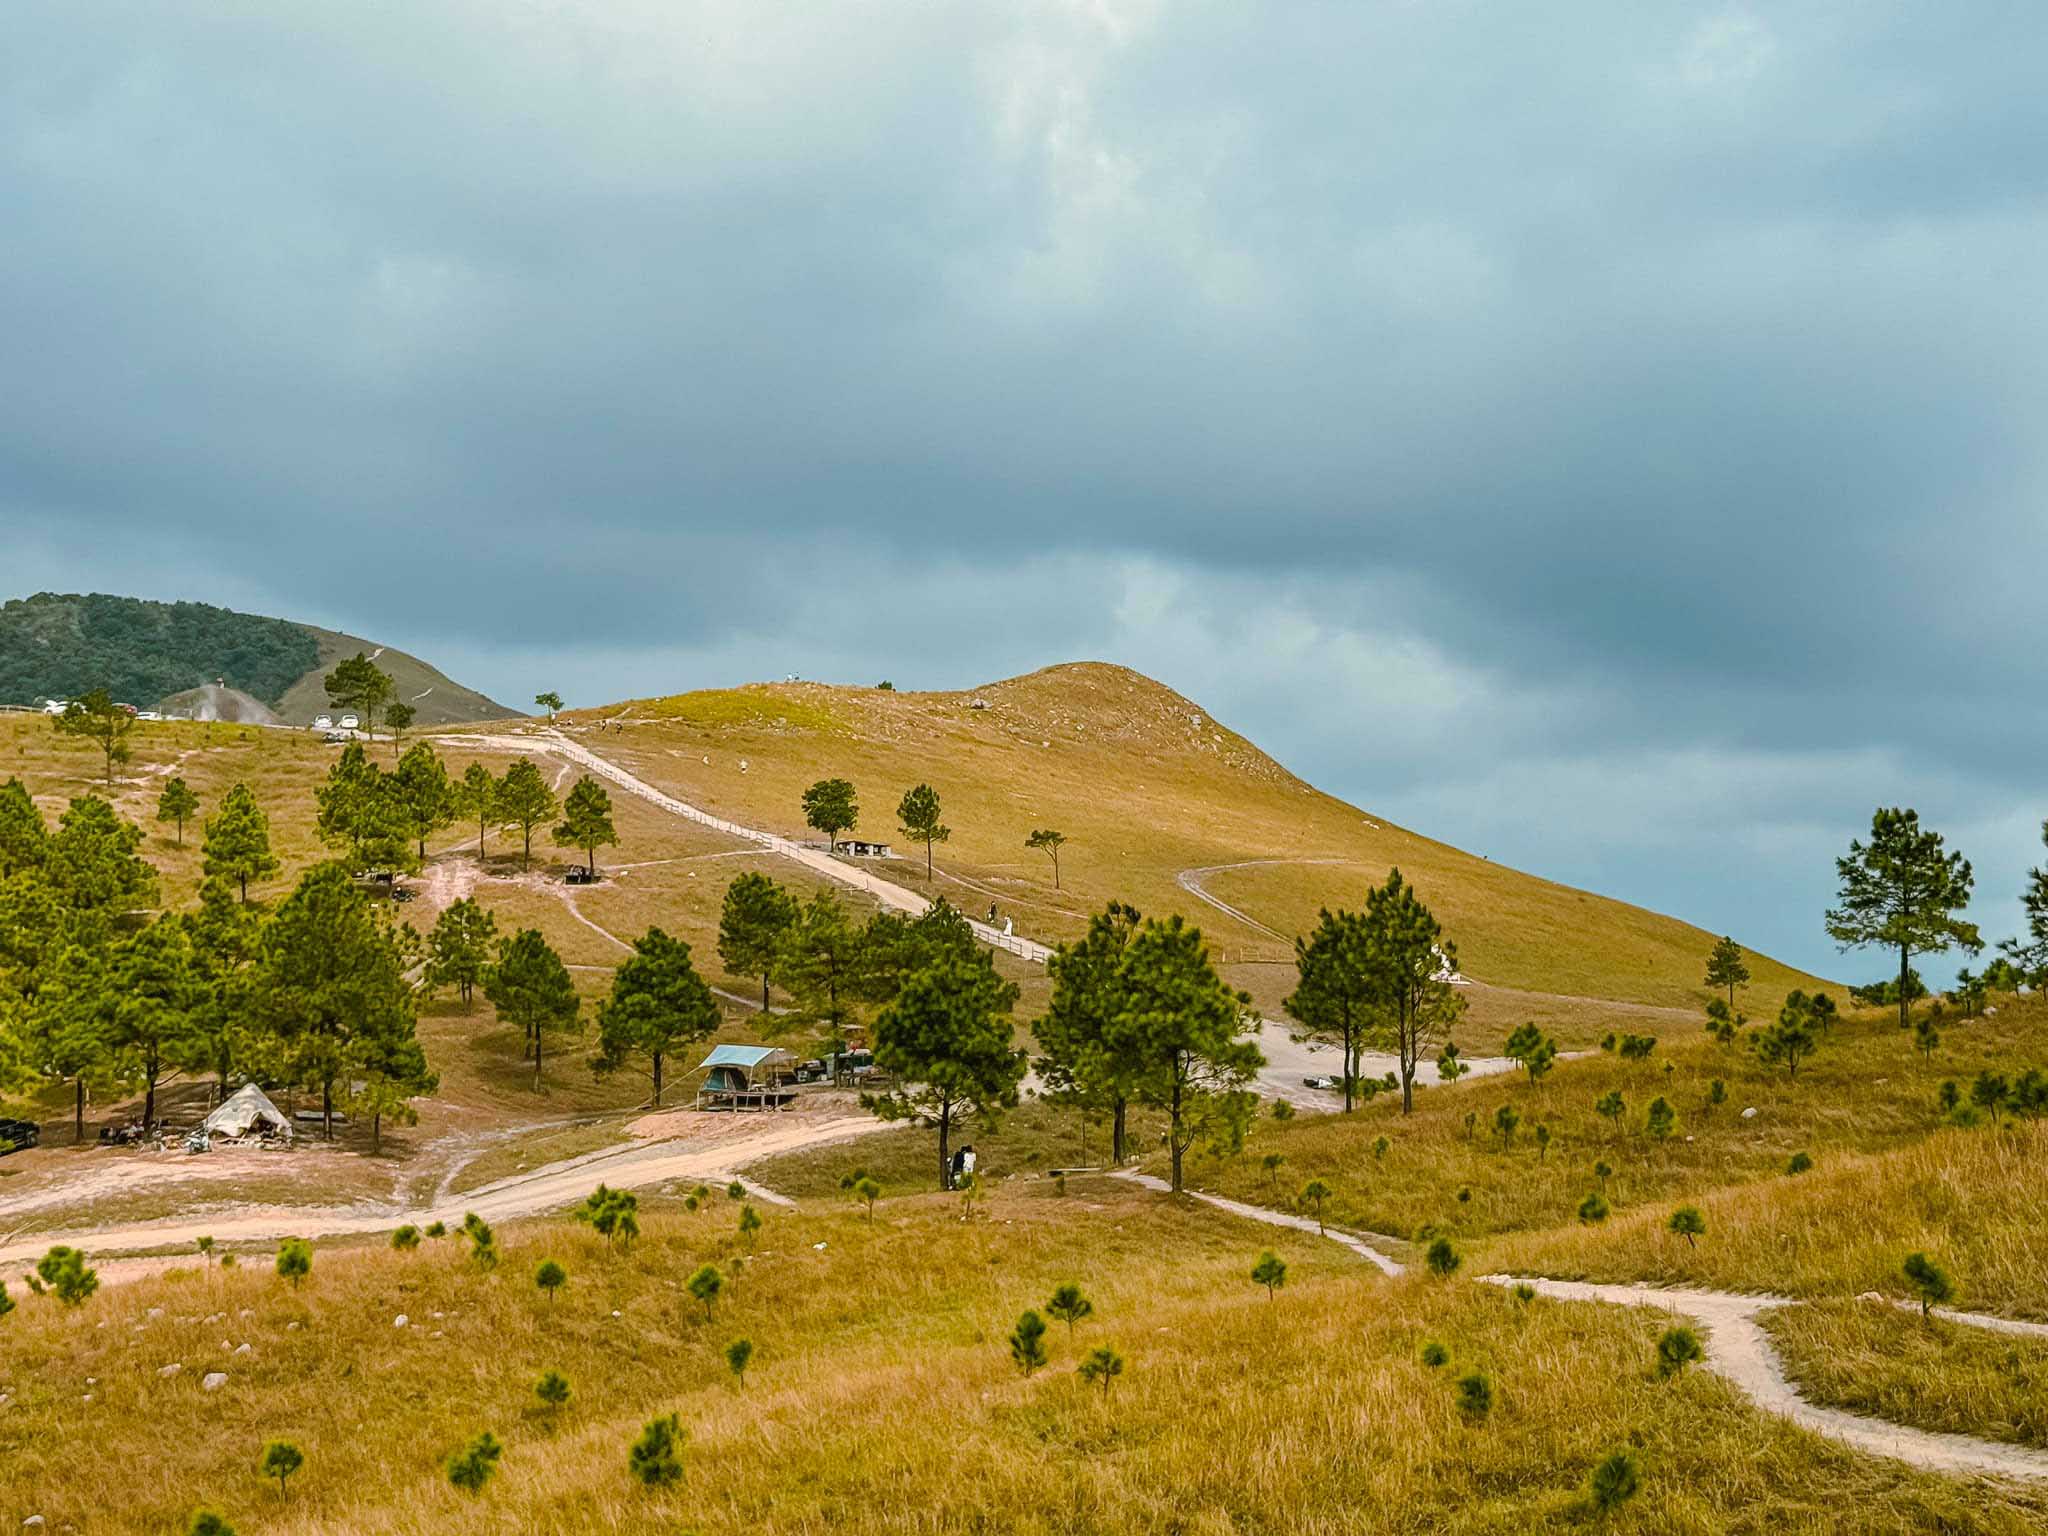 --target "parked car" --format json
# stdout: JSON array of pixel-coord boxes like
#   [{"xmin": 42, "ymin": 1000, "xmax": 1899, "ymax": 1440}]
[
  {"xmin": 563, "ymin": 866, "xmax": 601, "ymax": 885},
  {"xmin": 0, "ymin": 1116, "xmax": 40, "ymax": 1154},
  {"xmin": 135, "ymin": 709, "xmax": 163, "ymax": 721},
  {"xmin": 338, "ymin": 713, "xmax": 361, "ymax": 730},
  {"xmin": 39, "ymin": 699, "xmax": 68, "ymax": 715},
  {"xmin": 312, "ymin": 713, "xmax": 333, "ymax": 730},
  {"xmin": 1301, "ymin": 1074, "xmax": 1338, "ymax": 1090}
]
